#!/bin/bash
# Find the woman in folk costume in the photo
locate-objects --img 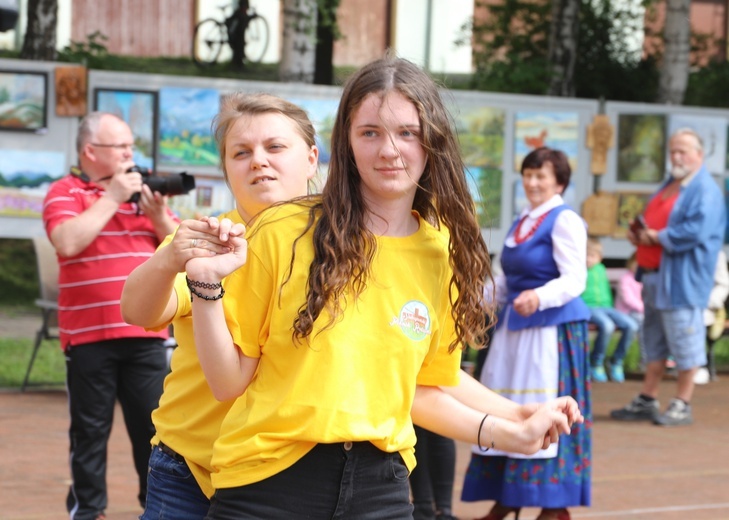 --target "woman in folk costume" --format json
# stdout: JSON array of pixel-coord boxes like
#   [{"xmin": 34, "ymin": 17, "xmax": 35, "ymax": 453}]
[{"xmin": 461, "ymin": 147, "xmax": 592, "ymax": 520}]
